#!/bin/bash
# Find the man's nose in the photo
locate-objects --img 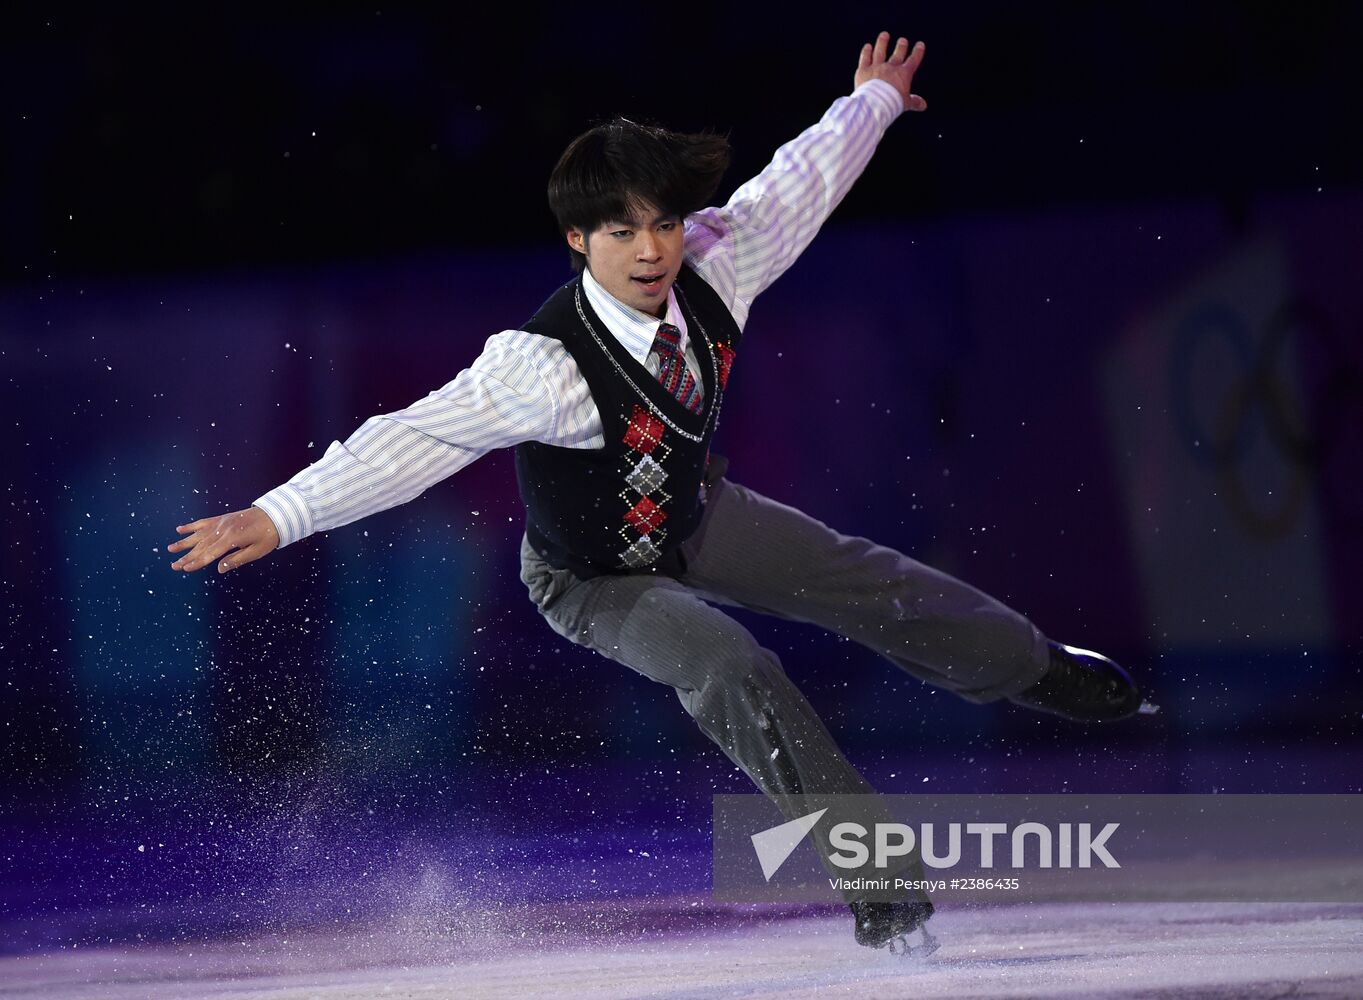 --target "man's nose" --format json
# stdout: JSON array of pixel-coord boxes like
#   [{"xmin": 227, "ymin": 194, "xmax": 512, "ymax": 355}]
[{"xmin": 636, "ymin": 233, "xmax": 662, "ymax": 261}]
